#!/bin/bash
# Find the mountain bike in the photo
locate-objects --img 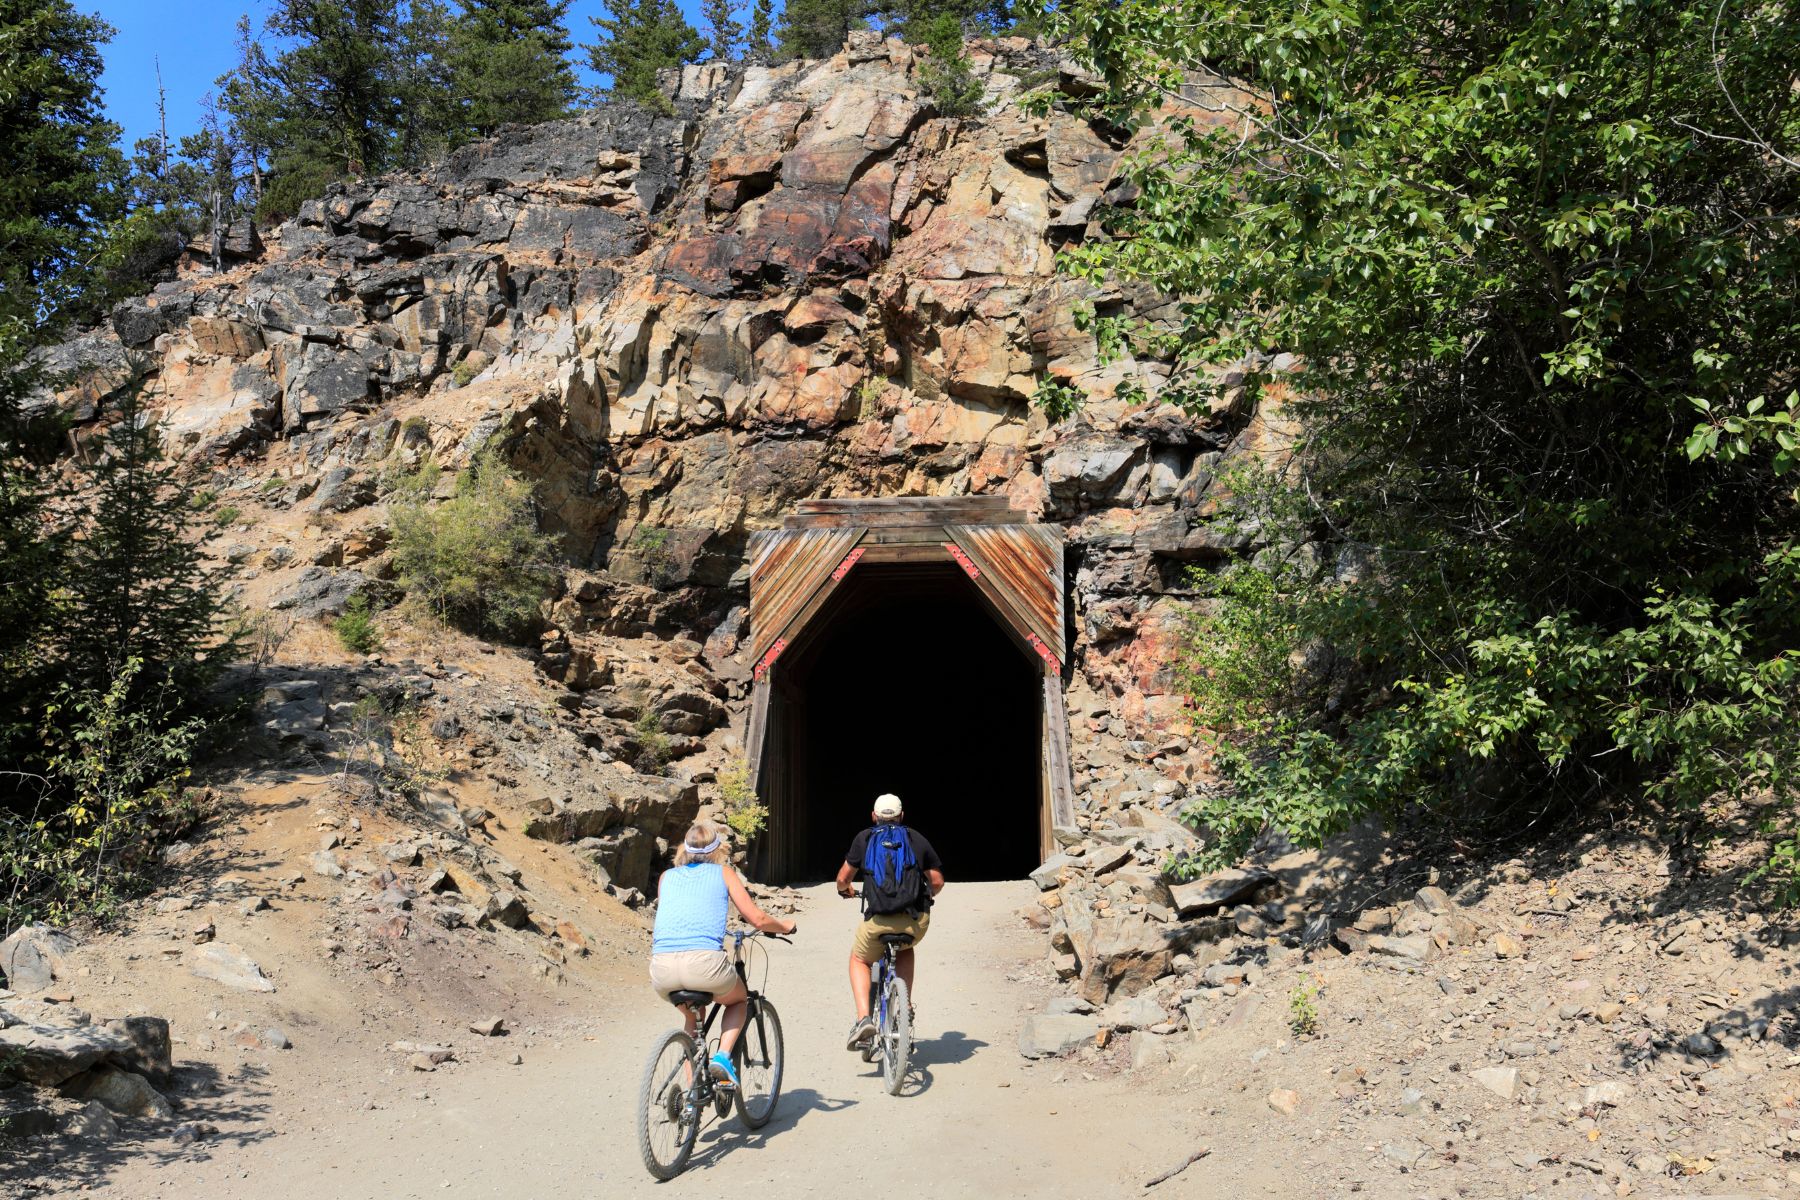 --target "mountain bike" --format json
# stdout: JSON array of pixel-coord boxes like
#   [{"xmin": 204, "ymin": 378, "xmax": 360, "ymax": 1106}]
[
  {"xmin": 859, "ymin": 931, "xmax": 913, "ymax": 1096},
  {"xmin": 636, "ymin": 929, "xmax": 790, "ymax": 1180}
]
